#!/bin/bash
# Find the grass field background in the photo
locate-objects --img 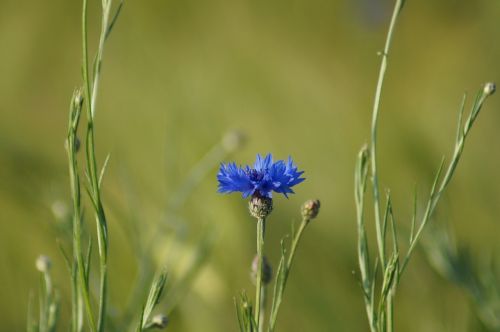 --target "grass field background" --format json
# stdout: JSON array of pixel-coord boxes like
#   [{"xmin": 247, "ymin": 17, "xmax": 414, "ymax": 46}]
[{"xmin": 1, "ymin": 0, "xmax": 500, "ymax": 330}]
